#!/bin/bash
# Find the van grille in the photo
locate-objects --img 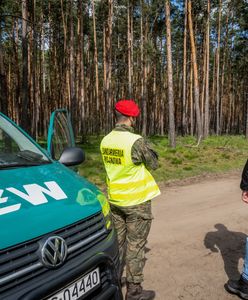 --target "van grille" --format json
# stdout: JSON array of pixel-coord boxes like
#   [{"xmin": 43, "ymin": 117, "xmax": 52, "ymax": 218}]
[{"xmin": 0, "ymin": 212, "xmax": 107, "ymax": 294}]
